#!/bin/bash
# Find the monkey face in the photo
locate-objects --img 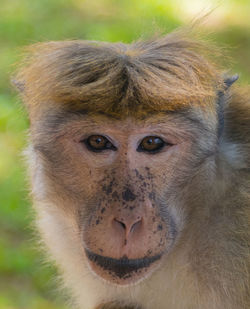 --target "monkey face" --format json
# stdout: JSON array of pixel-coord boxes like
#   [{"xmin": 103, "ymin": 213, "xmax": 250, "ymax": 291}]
[
  {"xmin": 32, "ymin": 111, "xmax": 217, "ymax": 286},
  {"xmin": 16, "ymin": 33, "xmax": 250, "ymax": 309}
]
